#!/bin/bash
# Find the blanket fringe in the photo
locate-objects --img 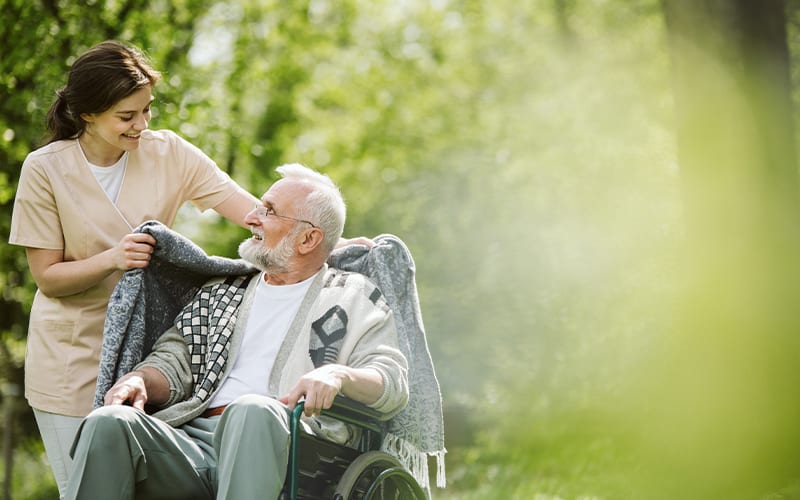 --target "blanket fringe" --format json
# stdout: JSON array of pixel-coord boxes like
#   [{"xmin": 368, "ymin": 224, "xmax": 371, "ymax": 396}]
[
  {"xmin": 433, "ymin": 448, "xmax": 447, "ymax": 488},
  {"xmin": 382, "ymin": 432, "xmax": 447, "ymax": 494}
]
